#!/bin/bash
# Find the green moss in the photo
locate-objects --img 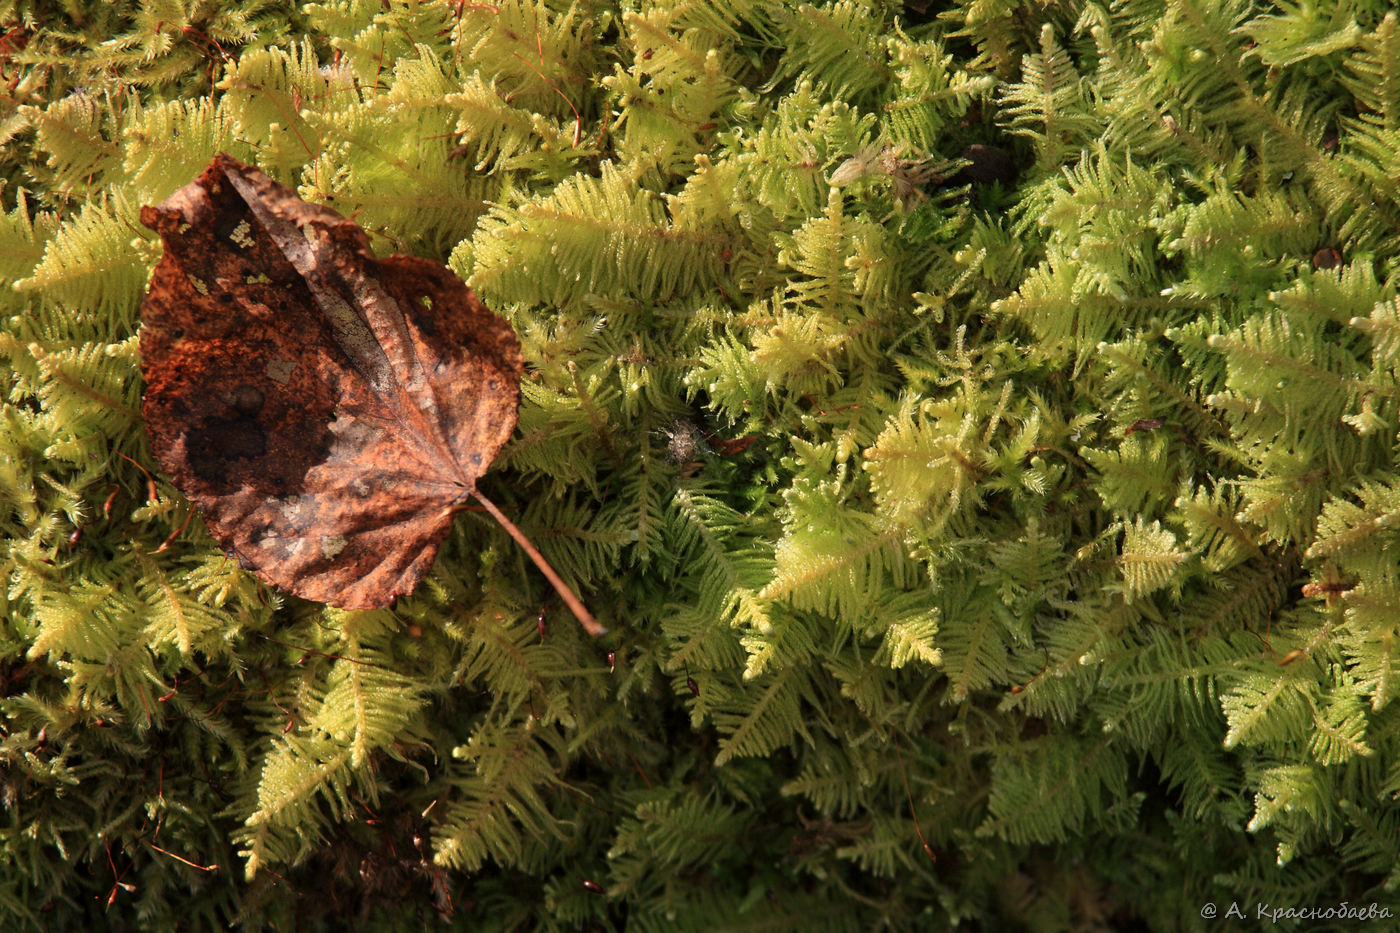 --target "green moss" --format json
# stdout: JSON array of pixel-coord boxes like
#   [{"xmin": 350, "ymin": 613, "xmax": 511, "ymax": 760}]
[{"xmin": 4, "ymin": 0, "xmax": 1400, "ymax": 929}]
